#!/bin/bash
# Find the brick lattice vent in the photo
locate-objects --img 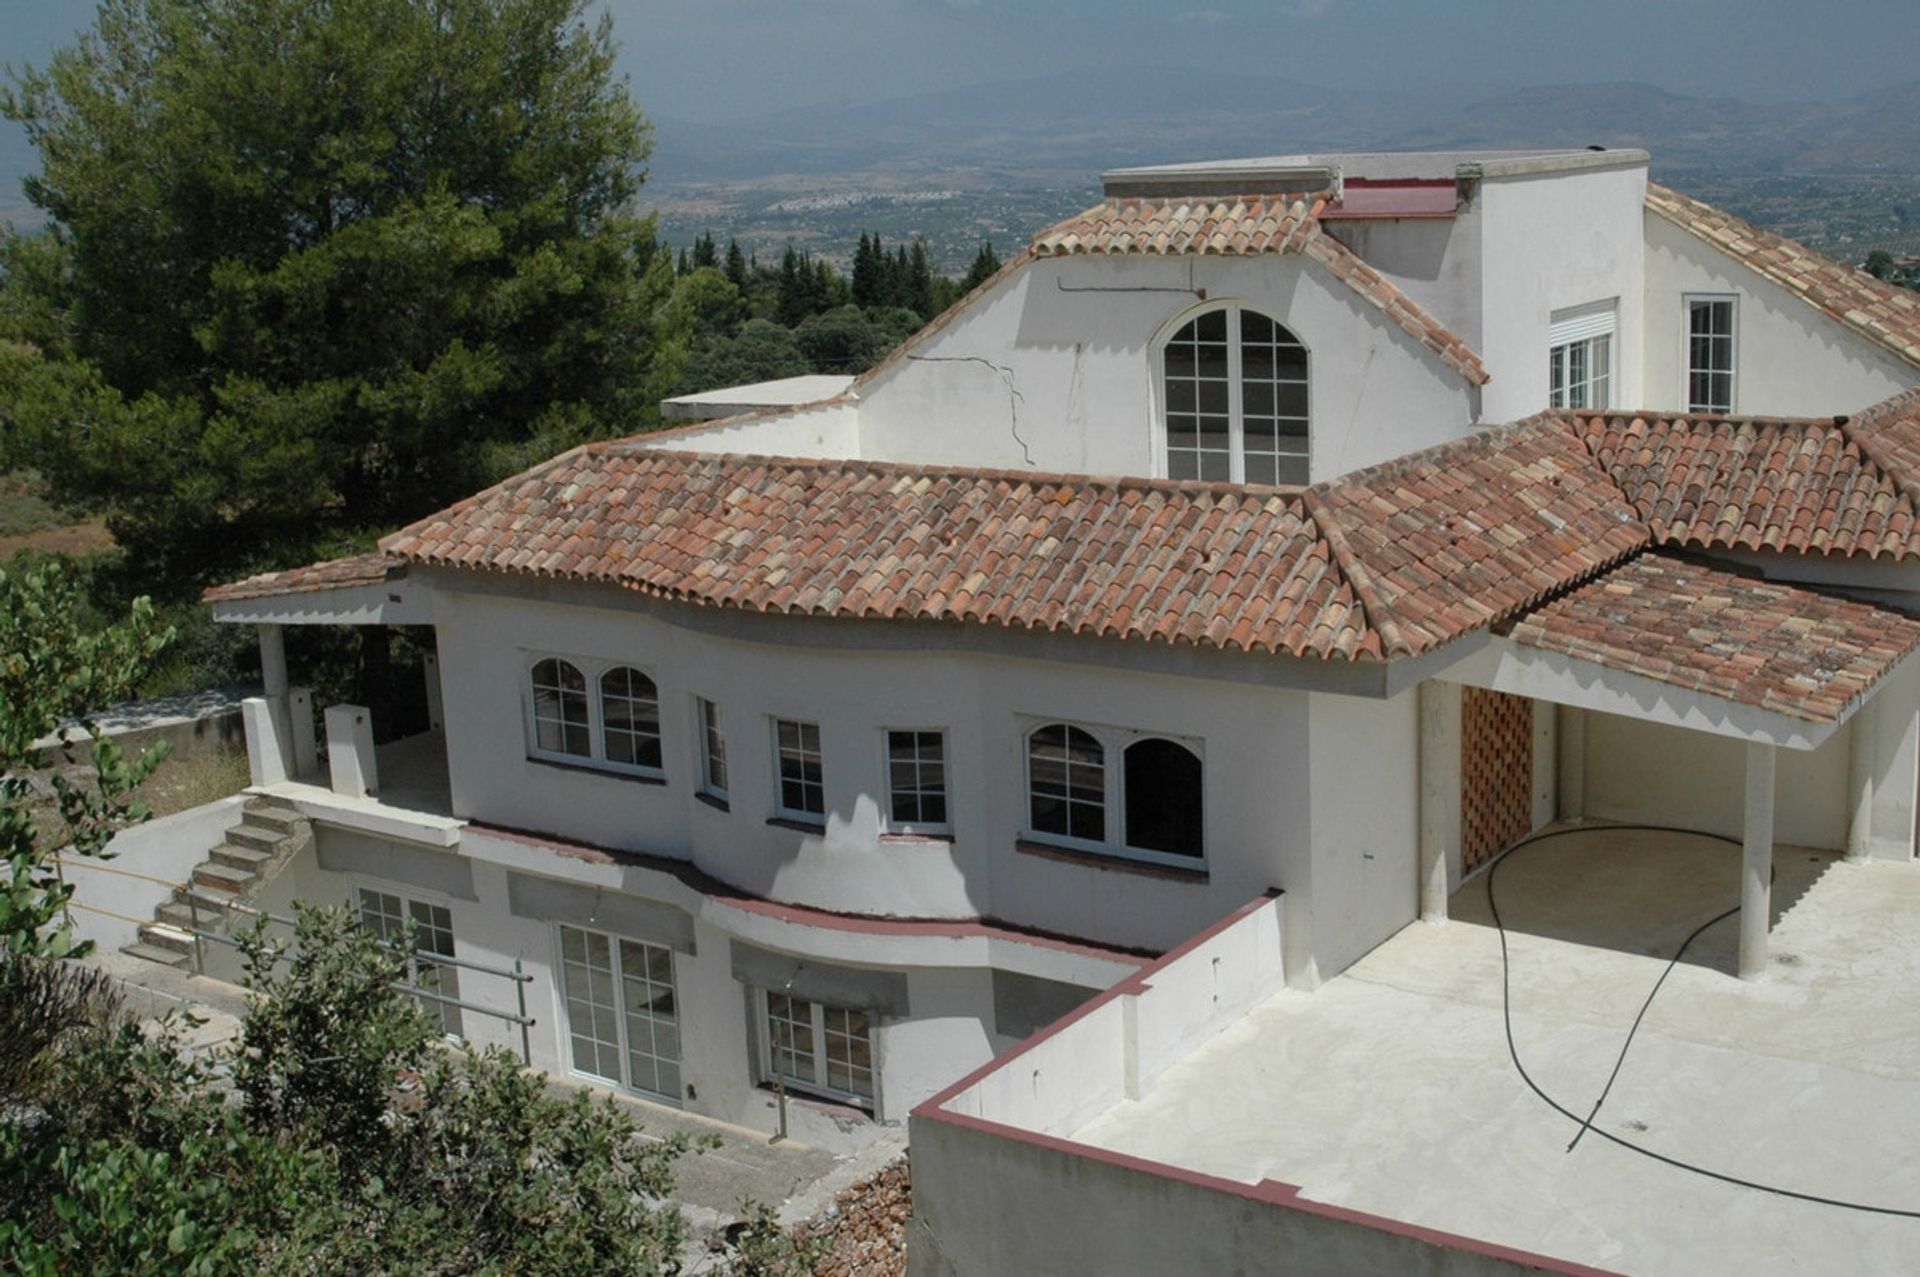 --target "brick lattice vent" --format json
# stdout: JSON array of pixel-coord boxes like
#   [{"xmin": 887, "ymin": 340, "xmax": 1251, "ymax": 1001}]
[{"xmin": 1460, "ymin": 687, "xmax": 1533, "ymax": 872}]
